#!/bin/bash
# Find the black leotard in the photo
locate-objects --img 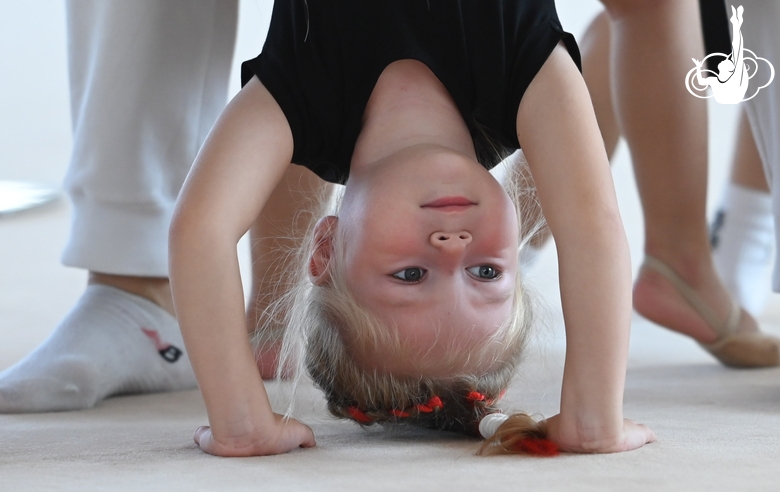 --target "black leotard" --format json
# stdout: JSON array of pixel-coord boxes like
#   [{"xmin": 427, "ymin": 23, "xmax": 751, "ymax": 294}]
[{"xmin": 242, "ymin": 0, "xmax": 580, "ymax": 184}]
